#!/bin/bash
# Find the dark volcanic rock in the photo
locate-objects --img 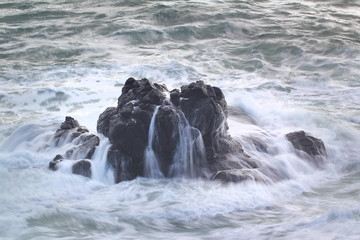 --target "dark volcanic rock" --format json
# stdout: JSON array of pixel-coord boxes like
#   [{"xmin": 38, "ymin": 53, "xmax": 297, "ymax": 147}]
[
  {"xmin": 97, "ymin": 107, "xmax": 117, "ymax": 137},
  {"xmin": 97, "ymin": 78, "xmax": 249, "ymax": 183},
  {"xmin": 97, "ymin": 79, "xmax": 165, "ymax": 160},
  {"xmin": 72, "ymin": 160, "xmax": 92, "ymax": 178},
  {"xmin": 118, "ymin": 78, "xmax": 167, "ymax": 109},
  {"xmin": 107, "ymin": 147, "xmax": 140, "ymax": 182},
  {"xmin": 170, "ymin": 89, "xmax": 180, "ymax": 106},
  {"xmin": 179, "ymin": 81, "xmax": 234, "ymax": 162},
  {"xmin": 97, "ymin": 78, "xmax": 167, "ymax": 182},
  {"xmin": 60, "ymin": 116, "xmax": 80, "ymax": 130},
  {"xmin": 49, "ymin": 79, "xmax": 328, "ymax": 184},
  {"xmin": 108, "ymin": 105, "xmax": 150, "ymax": 160},
  {"xmin": 151, "ymin": 105, "xmax": 182, "ymax": 175},
  {"xmin": 97, "ymin": 78, "xmax": 169, "ymax": 182},
  {"xmin": 286, "ymin": 130, "xmax": 326, "ymax": 167}
]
